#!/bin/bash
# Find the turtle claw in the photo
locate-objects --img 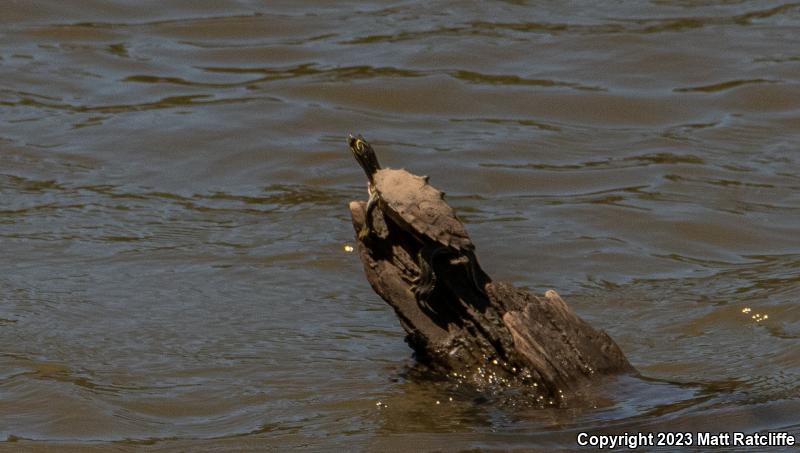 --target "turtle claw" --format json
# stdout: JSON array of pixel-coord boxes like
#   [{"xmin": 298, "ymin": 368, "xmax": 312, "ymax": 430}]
[
  {"xmin": 411, "ymin": 274, "xmax": 437, "ymax": 313},
  {"xmin": 411, "ymin": 284, "xmax": 437, "ymax": 314},
  {"xmin": 412, "ymin": 281, "xmax": 433, "ymax": 299}
]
